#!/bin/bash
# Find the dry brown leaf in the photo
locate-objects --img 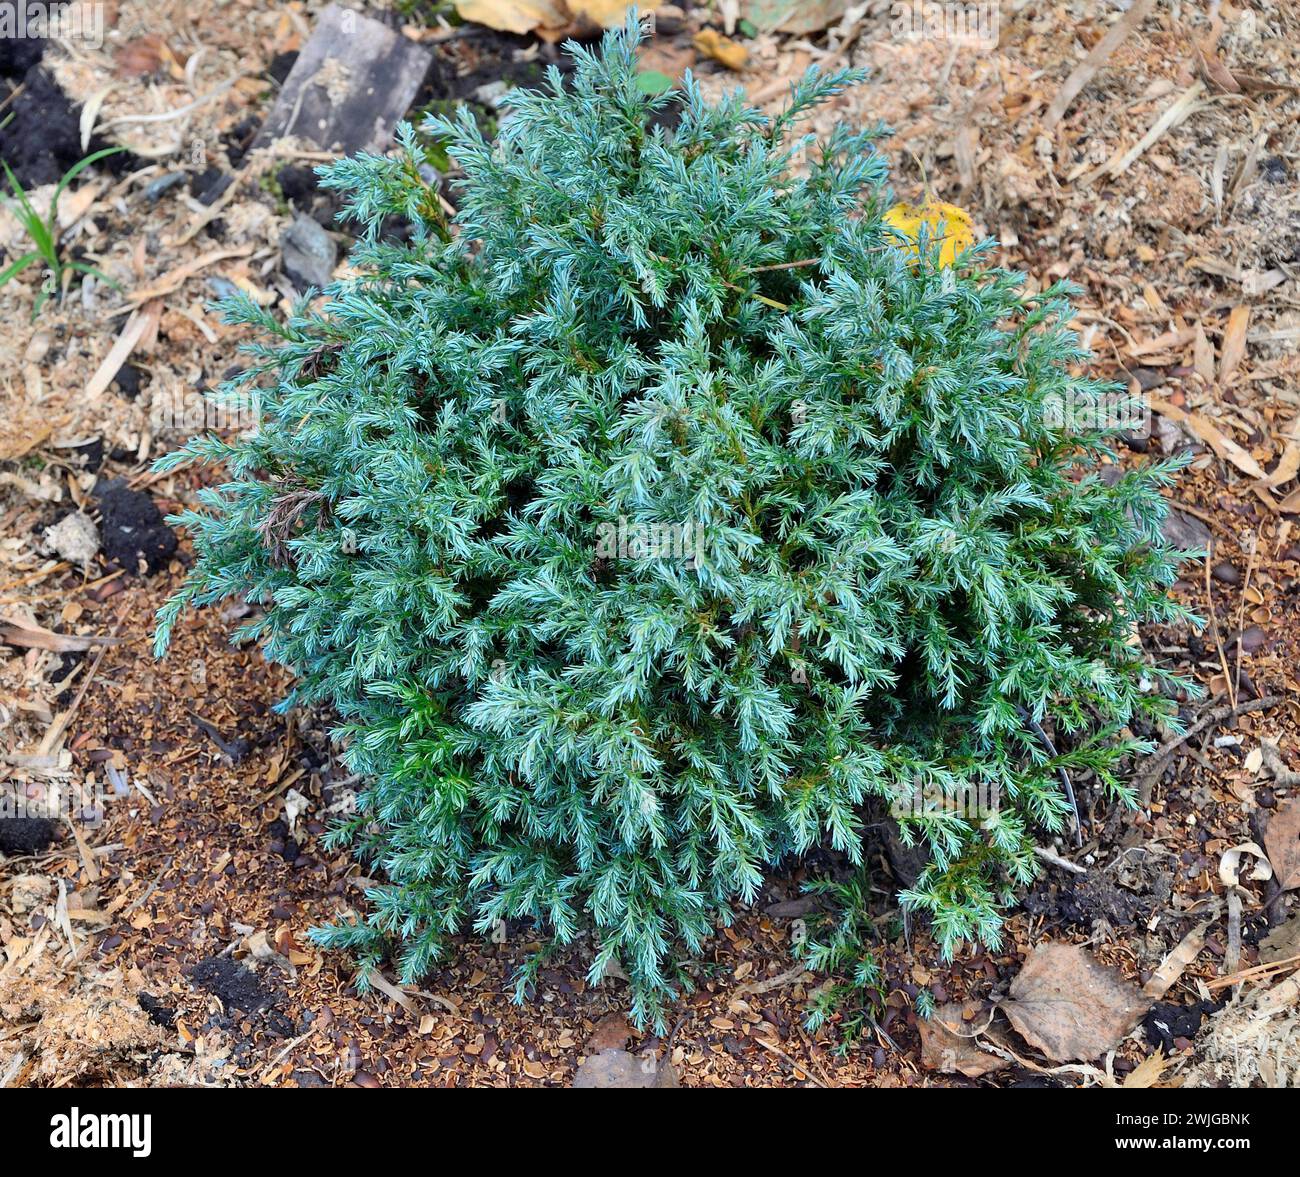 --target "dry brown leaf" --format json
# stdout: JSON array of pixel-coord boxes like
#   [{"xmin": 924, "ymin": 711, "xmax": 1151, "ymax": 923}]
[
  {"xmin": 1219, "ymin": 305, "xmax": 1251, "ymax": 386},
  {"xmin": 1193, "ymin": 40, "xmax": 1241, "ymax": 95},
  {"xmin": 0, "ymin": 616, "xmax": 119, "ymax": 654},
  {"xmin": 1264, "ymin": 799, "xmax": 1300, "ymax": 893},
  {"xmin": 113, "ymin": 35, "xmax": 165, "ymax": 78},
  {"xmin": 918, "ymin": 1002, "xmax": 1009, "ymax": 1078},
  {"xmin": 1148, "ymin": 396, "xmax": 1267, "ymax": 482},
  {"xmin": 741, "ymin": 0, "xmax": 849, "ymax": 35},
  {"xmin": 1231, "ymin": 71, "xmax": 1300, "ymax": 96},
  {"xmin": 1002, "ymin": 943, "xmax": 1149, "ymax": 1062},
  {"xmin": 587, "ymin": 1012, "xmax": 632, "ymax": 1053},
  {"xmin": 1193, "ymin": 322, "xmax": 1215, "ymax": 384},
  {"xmin": 693, "ymin": 28, "xmax": 748, "ymax": 72},
  {"xmin": 454, "ymin": 0, "xmax": 565, "ymax": 34},
  {"xmin": 1258, "ymin": 414, "xmax": 1300, "ymax": 491}
]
